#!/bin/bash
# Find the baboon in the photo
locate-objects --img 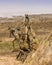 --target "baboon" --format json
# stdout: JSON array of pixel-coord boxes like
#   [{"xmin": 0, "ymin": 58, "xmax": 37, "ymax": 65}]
[
  {"xmin": 8, "ymin": 26, "xmax": 25, "ymax": 50},
  {"xmin": 24, "ymin": 14, "xmax": 36, "ymax": 50},
  {"xmin": 24, "ymin": 14, "xmax": 31, "ymax": 50},
  {"xmin": 8, "ymin": 27, "xmax": 17, "ymax": 49}
]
